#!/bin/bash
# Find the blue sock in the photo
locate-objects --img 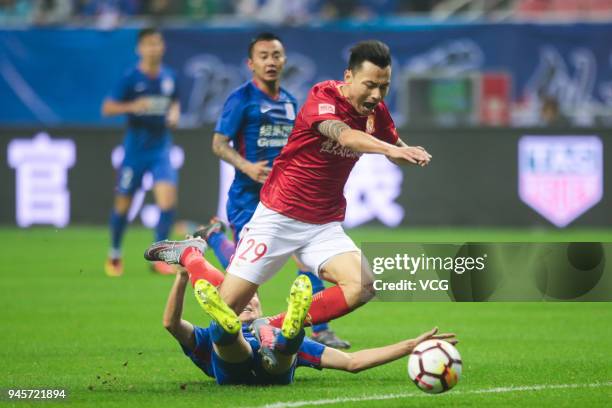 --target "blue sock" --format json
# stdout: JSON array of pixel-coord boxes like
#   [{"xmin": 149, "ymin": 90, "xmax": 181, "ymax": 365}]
[
  {"xmin": 109, "ymin": 211, "xmax": 128, "ymax": 257},
  {"xmin": 298, "ymin": 270, "xmax": 329, "ymax": 333},
  {"xmin": 209, "ymin": 321, "xmax": 238, "ymax": 346},
  {"xmin": 208, "ymin": 231, "xmax": 234, "ymax": 269},
  {"xmin": 155, "ymin": 208, "xmax": 176, "ymax": 242},
  {"xmin": 276, "ymin": 328, "xmax": 305, "ymax": 355}
]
